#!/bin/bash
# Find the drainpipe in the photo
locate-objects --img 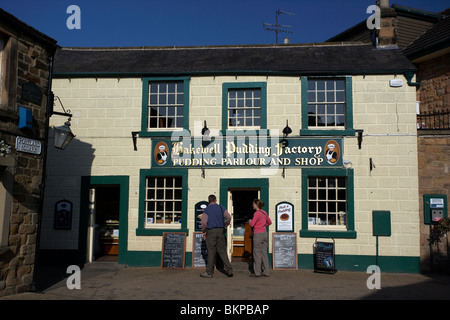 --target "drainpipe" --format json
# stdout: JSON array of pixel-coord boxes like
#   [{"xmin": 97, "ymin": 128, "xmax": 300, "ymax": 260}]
[
  {"xmin": 404, "ymin": 71, "xmax": 421, "ymax": 87},
  {"xmin": 33, "ymin": 52, "xmax": 54, "ymax": 291}
]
